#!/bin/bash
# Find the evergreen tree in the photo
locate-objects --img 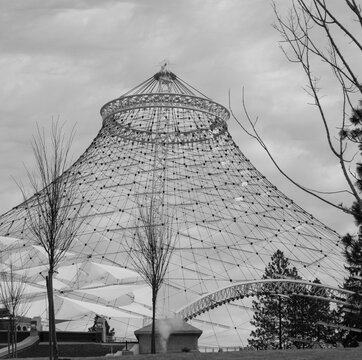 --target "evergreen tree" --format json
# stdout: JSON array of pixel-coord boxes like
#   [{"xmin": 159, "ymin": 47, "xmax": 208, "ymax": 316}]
[
  {"xmin": 340, "ymin": 102, "xmax": 362, "ymax": 347},
  {"xmin": 289, "ymin": 288, "xmax": 310, "ymax": 348},
  {"xmin": 341, "ymin": 232, "xmax": 362, "ymax": 346},
  {"xmin": 249, "ymin": 251, "xmax": 337, "ymax": 349},
  {"xmin": 248, "ymin": 250, "xmax": 299, "ymax": 349},
  {"xmin": 290, "ymin": 279, "xmax": 337, "ymax": 348}
]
